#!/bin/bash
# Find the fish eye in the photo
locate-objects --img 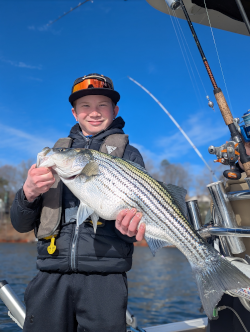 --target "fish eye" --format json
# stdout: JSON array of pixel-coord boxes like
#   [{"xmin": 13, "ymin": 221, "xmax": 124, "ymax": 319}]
[{"xmin": 58, "ymin": 148, "xmax": 66, "ymax": 152}]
